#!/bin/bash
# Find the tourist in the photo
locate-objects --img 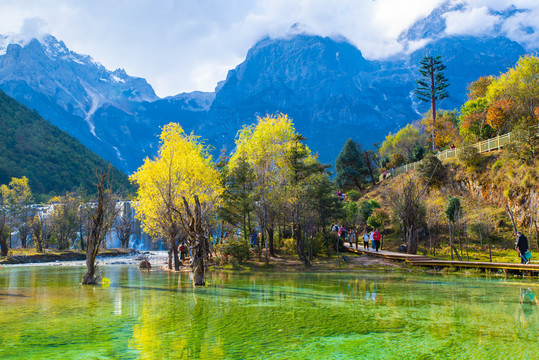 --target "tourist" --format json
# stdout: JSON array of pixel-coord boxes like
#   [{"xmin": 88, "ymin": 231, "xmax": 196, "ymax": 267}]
[
  {"xmin": 179, "ymin": 242, "xmax": 187, "ymax": 260},
  {"xmin": 515, "ymin": 231, "xmax": 530, "ymax": 264},
  {"xmin": 348, "ymin": 229, "xmax": 355, "ymax": 247},
  {"xmin": 332, "ymin": 223, "xmax": 339, "ymax": 232},
  {"xmin": 373, "ymin": 228, "xmax": 381, "ymax": 252},
  {"xmin": 362, "ymin": 231, "xmax": 369, "ymax": 249},
  {"xmin": 250, "ymin": 232, "xmax": 258, "ymax": 248},
  {"xmin": 370, "ymin": 230, "xmax": 375, "ymax": 250},
  {"xmin": 339, "ymin": 226, "xmax": 347, "ymax": 240}
]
